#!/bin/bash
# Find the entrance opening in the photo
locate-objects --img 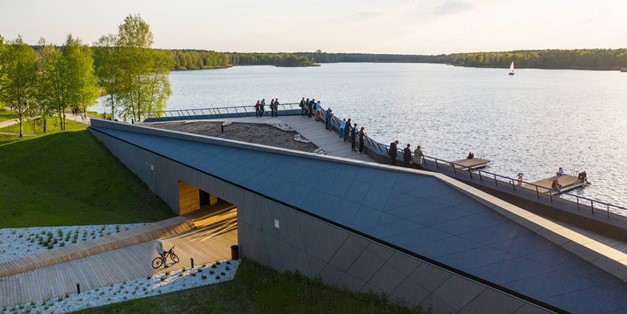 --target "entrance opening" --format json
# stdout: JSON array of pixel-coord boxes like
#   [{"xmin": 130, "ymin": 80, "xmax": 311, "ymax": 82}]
[{"xmin": 176, "ymin": 180, "xmax": 239, "ymax": 261}]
